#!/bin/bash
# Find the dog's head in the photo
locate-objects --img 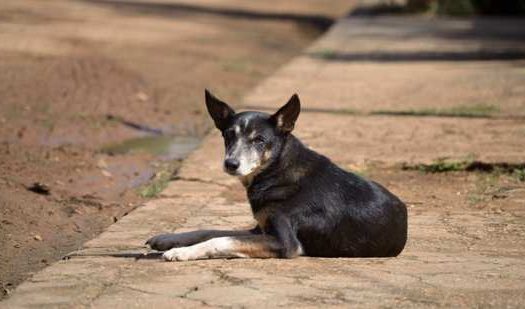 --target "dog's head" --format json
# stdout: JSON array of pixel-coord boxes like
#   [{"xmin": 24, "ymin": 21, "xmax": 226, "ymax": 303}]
[{"xmin": 205, "ymin": 89, "xmax": 300, "ymax": 182}]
